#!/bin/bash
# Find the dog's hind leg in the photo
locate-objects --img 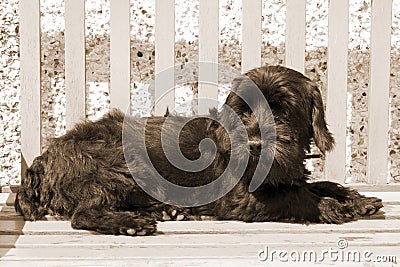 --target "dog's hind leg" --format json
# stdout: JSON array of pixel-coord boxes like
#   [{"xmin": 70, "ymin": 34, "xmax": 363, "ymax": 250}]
[
  {"xmin": 71, "ymin": 205, "xmax": 157, "ymax": 236},
  {"xmin": 61, "ymin": 173, "xmax": 158, "ymax": 236},
  {"xmin": 309, "ymin": 181, "xmax": 383, "ymax": 217}
]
